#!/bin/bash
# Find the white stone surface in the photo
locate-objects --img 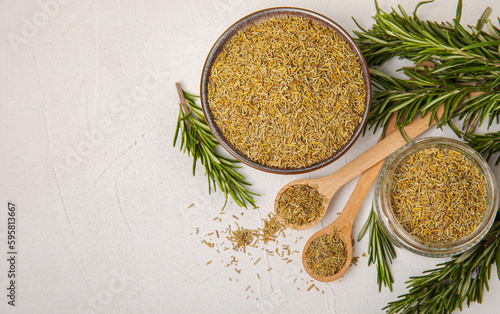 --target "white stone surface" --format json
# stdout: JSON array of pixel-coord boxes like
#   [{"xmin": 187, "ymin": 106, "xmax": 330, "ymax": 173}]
[{"xmin": 1, "ymin": 0, "xmax": 500, "ymax": 313}]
